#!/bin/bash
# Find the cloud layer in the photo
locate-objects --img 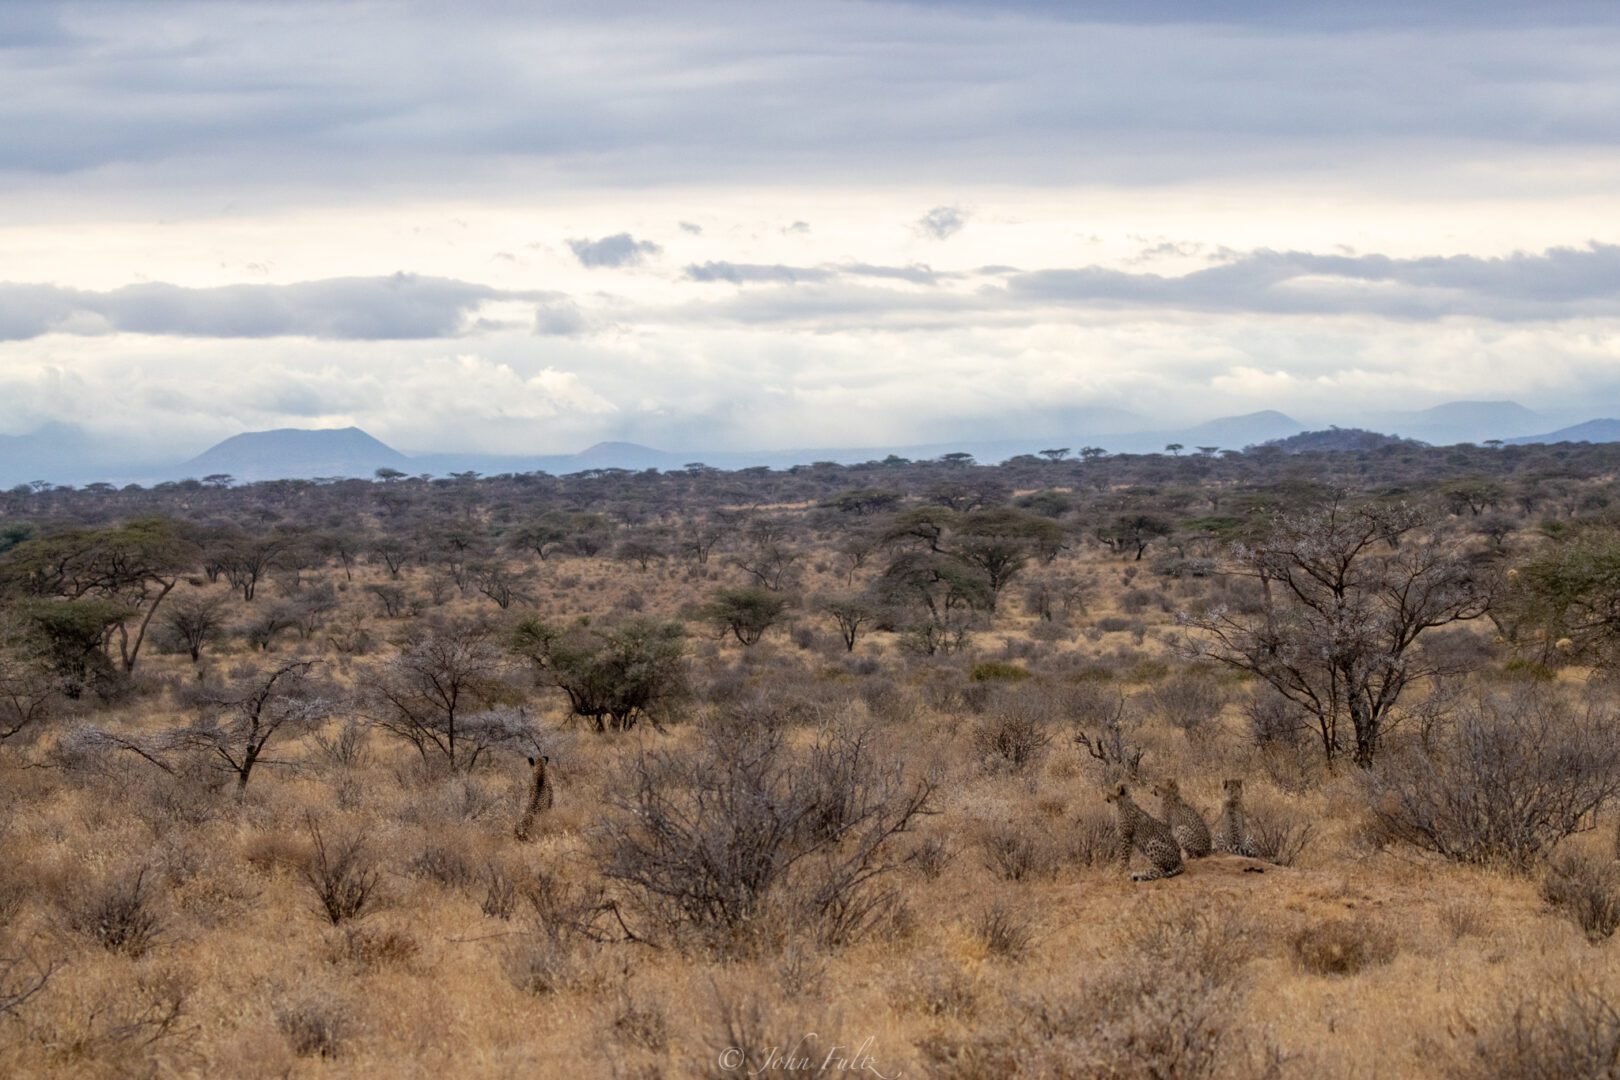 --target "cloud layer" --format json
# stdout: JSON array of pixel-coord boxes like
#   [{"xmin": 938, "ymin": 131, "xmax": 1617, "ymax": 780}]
[
  {"xmin": 2, "ymin": 1, "xmax": 1620, "ymax": 457},
  {"xmin": 0, "ymin": 275, "xmax": 541, "ymax": 341}
]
